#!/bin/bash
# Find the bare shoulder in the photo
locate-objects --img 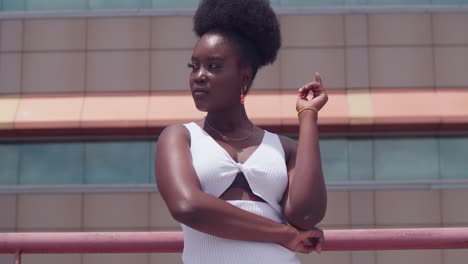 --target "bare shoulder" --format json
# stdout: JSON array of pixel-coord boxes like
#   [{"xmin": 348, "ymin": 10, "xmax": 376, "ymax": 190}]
[
  {"xmin": 278, "ymin": 134, "xmax": 298, "ymax": 162},
  {"xmin": 155, "ymin": 124, "xmax": 191, "ymax": 170},
  {"xmin": 158, "ymin": 124, "xmax": 190, "ymax": 145}
]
